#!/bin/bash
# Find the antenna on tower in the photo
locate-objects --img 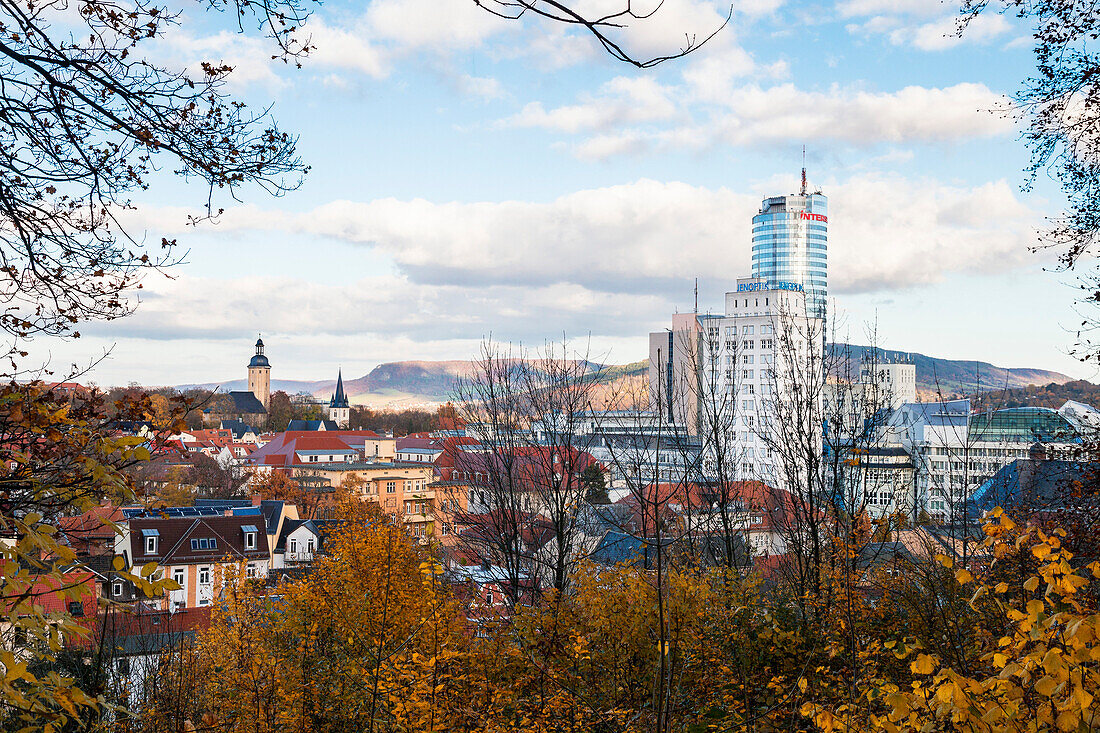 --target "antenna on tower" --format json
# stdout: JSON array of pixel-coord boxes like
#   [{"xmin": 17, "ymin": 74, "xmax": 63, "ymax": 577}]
[
  {"xmin": 800, "ymin": 145, "xmax": 807, "ymax": 196},
  {"xmin": 694, "ymin": 278, "xmax": 698, "ymax": 314}
]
